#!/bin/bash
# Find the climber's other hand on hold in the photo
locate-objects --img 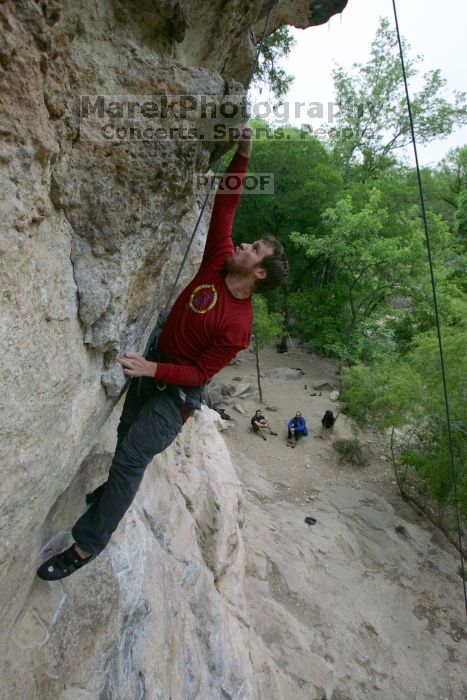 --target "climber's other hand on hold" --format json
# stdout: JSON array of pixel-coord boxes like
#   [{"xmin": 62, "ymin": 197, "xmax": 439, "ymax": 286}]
[{"xmin": 118, "ymin": 352, "xmax": 157, "ymax": 378}]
